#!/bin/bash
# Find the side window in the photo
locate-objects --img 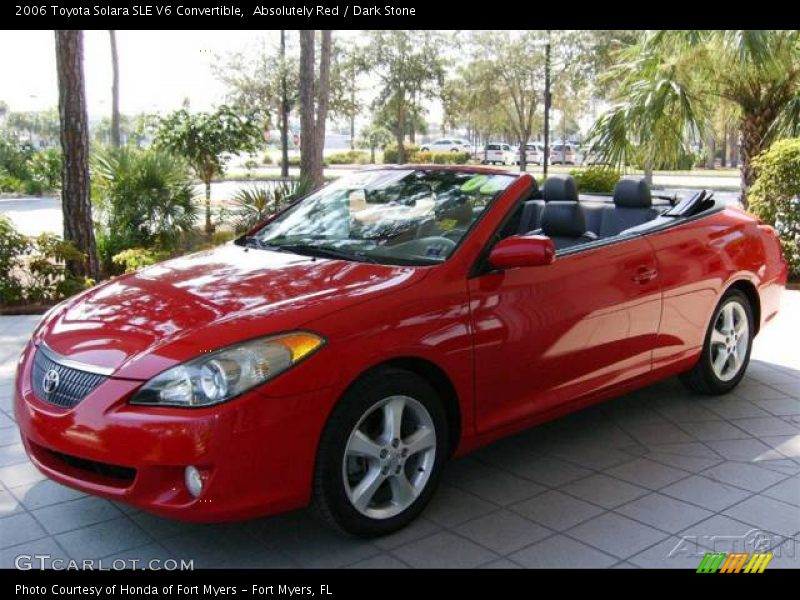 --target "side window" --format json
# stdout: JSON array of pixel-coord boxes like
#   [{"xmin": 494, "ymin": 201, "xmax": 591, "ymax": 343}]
[{"xmin": 497, "ymin": 202, "xmax": 524, "ymax": 241}]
